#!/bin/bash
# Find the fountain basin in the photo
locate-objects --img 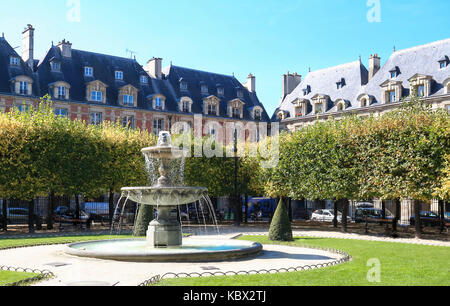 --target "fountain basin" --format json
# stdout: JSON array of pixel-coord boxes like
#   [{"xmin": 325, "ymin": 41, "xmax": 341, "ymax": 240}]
[
  {"xmin": 65, "ymin": 239, "xmax": 263, "ymax": 262},
  {"xmin": 121, "ymin": 187, "xmax": 208, "ymax": 206}
]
